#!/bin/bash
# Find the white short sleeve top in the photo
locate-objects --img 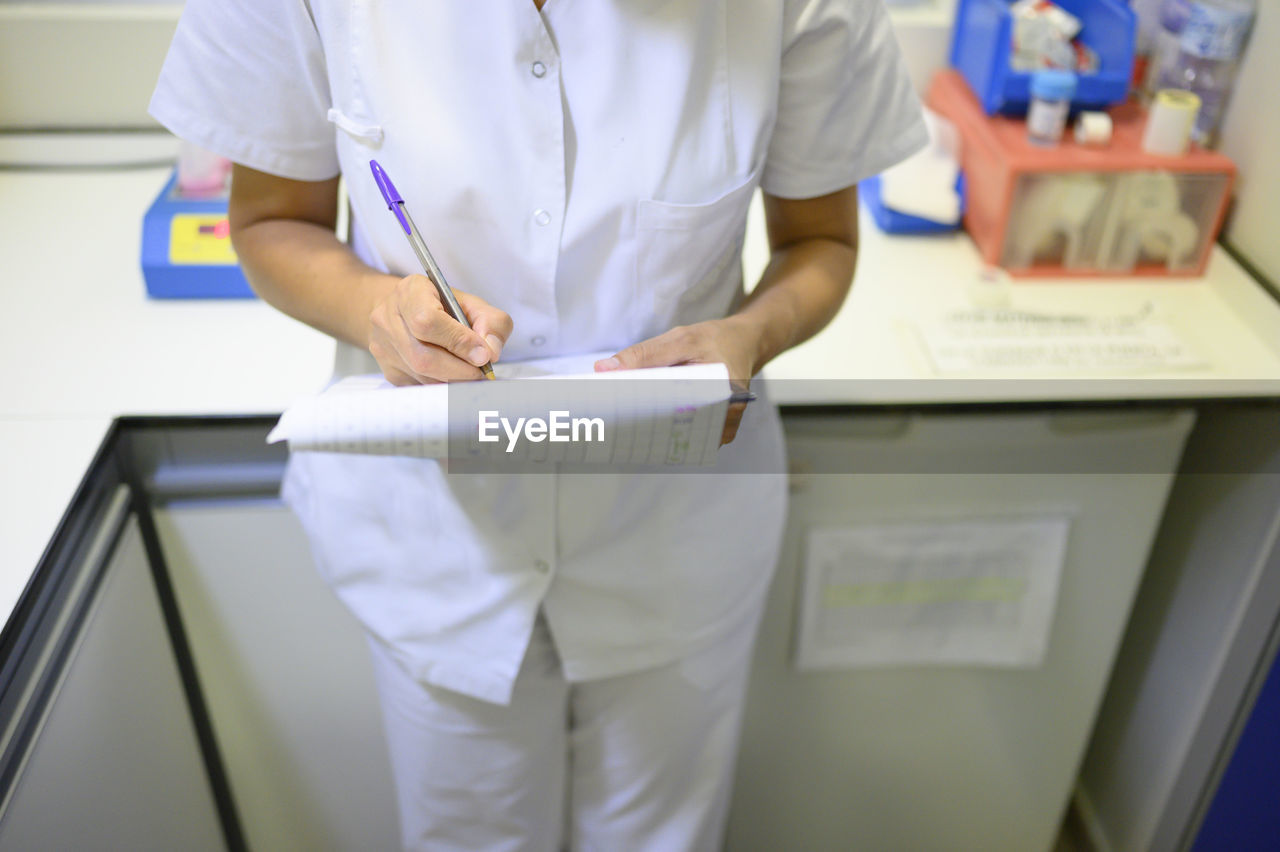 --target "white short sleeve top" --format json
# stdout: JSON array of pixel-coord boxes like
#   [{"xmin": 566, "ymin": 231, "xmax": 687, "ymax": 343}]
[{"xmin": 151, "ymin": 0, "xmax": 926, "ymax": 704}]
